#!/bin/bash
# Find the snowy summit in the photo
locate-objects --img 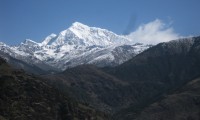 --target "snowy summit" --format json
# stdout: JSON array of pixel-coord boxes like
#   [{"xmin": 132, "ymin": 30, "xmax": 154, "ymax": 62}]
[{"xmin": 0, "ymin": 22, "xmax": 150, "ymax": 70}]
